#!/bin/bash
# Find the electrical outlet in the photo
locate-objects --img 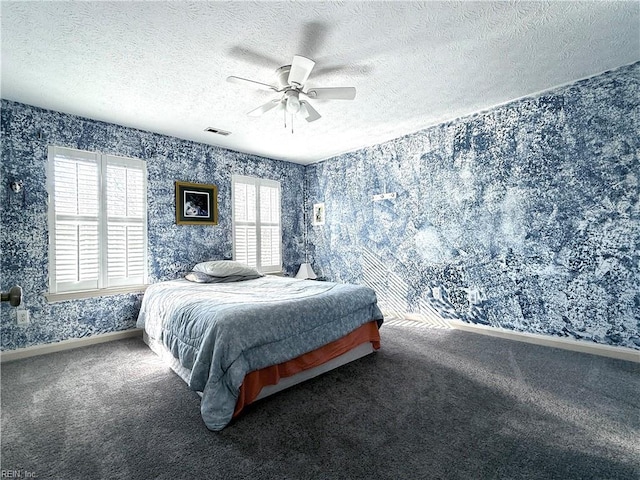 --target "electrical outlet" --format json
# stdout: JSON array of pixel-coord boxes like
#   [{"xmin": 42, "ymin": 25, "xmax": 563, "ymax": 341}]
[
  {"xmin": 17, "ymin": 309, "xmax": 30, "ymax": 325},
  {"xmin": 468, "ymin": 288, "xmax": 481, "ymax": 305},
  {"xmin": 432, "ymin": 286, "xmax": 442, "ymax": 300}
]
